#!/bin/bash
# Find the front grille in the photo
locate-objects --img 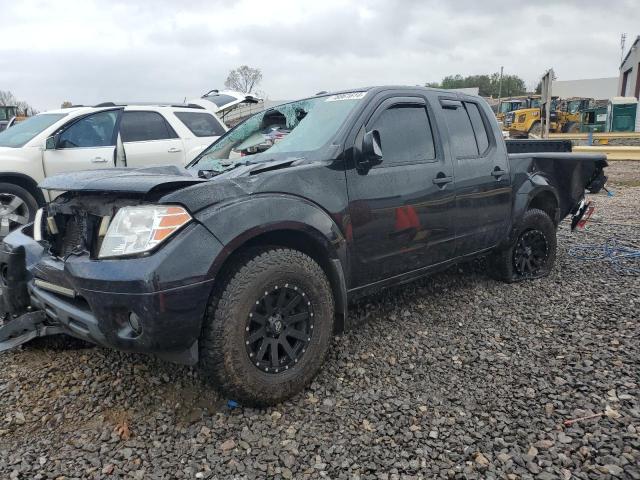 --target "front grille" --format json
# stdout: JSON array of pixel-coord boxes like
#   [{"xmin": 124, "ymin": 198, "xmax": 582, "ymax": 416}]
[{"xmin": 60, "ymin": 215, "xmax": 87, "ymax": 257}]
